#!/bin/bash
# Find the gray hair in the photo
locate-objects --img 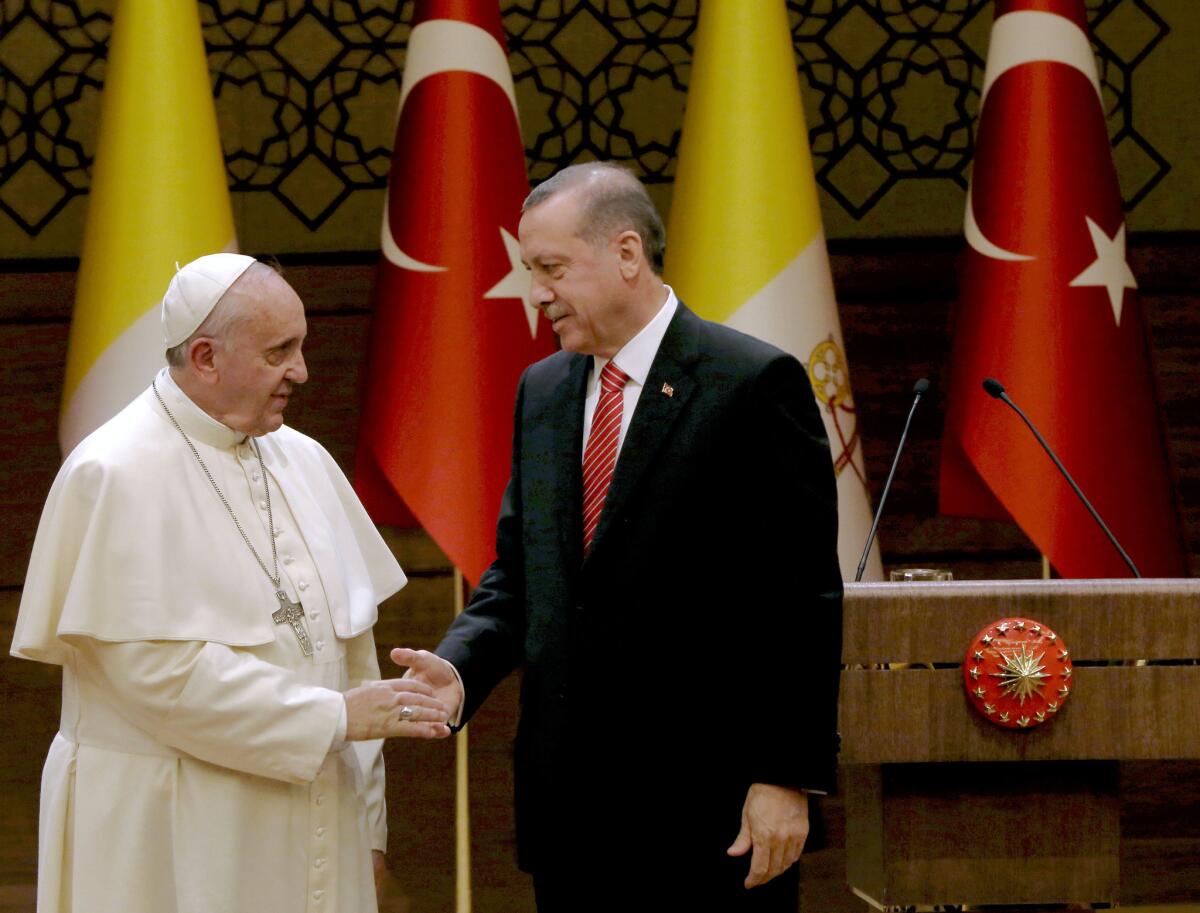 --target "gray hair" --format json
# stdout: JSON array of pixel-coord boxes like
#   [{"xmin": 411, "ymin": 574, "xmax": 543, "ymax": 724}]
[
  {"xmin": 165, "ymin": 260, "xmax": 281, "ymax": 367},
  {"xmin": 523, "ymin": 162, "xmax": 666, "ymax": 275}
]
